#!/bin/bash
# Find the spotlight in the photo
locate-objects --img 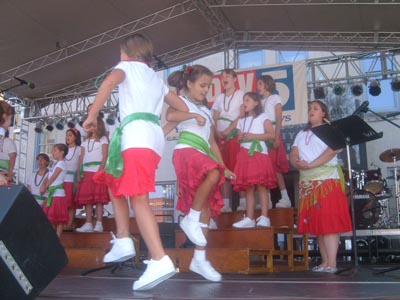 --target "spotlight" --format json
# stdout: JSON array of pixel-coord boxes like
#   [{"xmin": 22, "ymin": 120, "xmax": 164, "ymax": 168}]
[
  {"xmin": 313, "ymin": 87, "xmax": 326, "ymax": 100},
  {"xmin": 369, "ymin": 80, "xmax": 381, "ymax": 96},
  {"xmin": 351, "ymin": 84, "xmax": 363, "ymax": 97},
  {"xmin": 67, "ymin": 116, "xmax": 79, "ymax": 128},
  {"xmin": 45, "ymin": 119, "xmax": 54, "ymax": 131},
  {"xmin": 34, "ymin": 120, "xmax": 44, "ymax": 133},
  {"xmin": 391, "ymin": 78, "xmax": 400, "ymax": 92},
  {"xmin": 78, "ymin": 115, "xmax": 87, "ymax": 127},
  {"xmin": 55, "ymin": 117, "xmax": 66, "ymax": 130},
  {"xmin": 106, "ymin": 111, "xmax": 117, "ymax": 126},
  {"xmin": 333, "ymin": 84, "xmax": 345, "ymax": 96}
]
